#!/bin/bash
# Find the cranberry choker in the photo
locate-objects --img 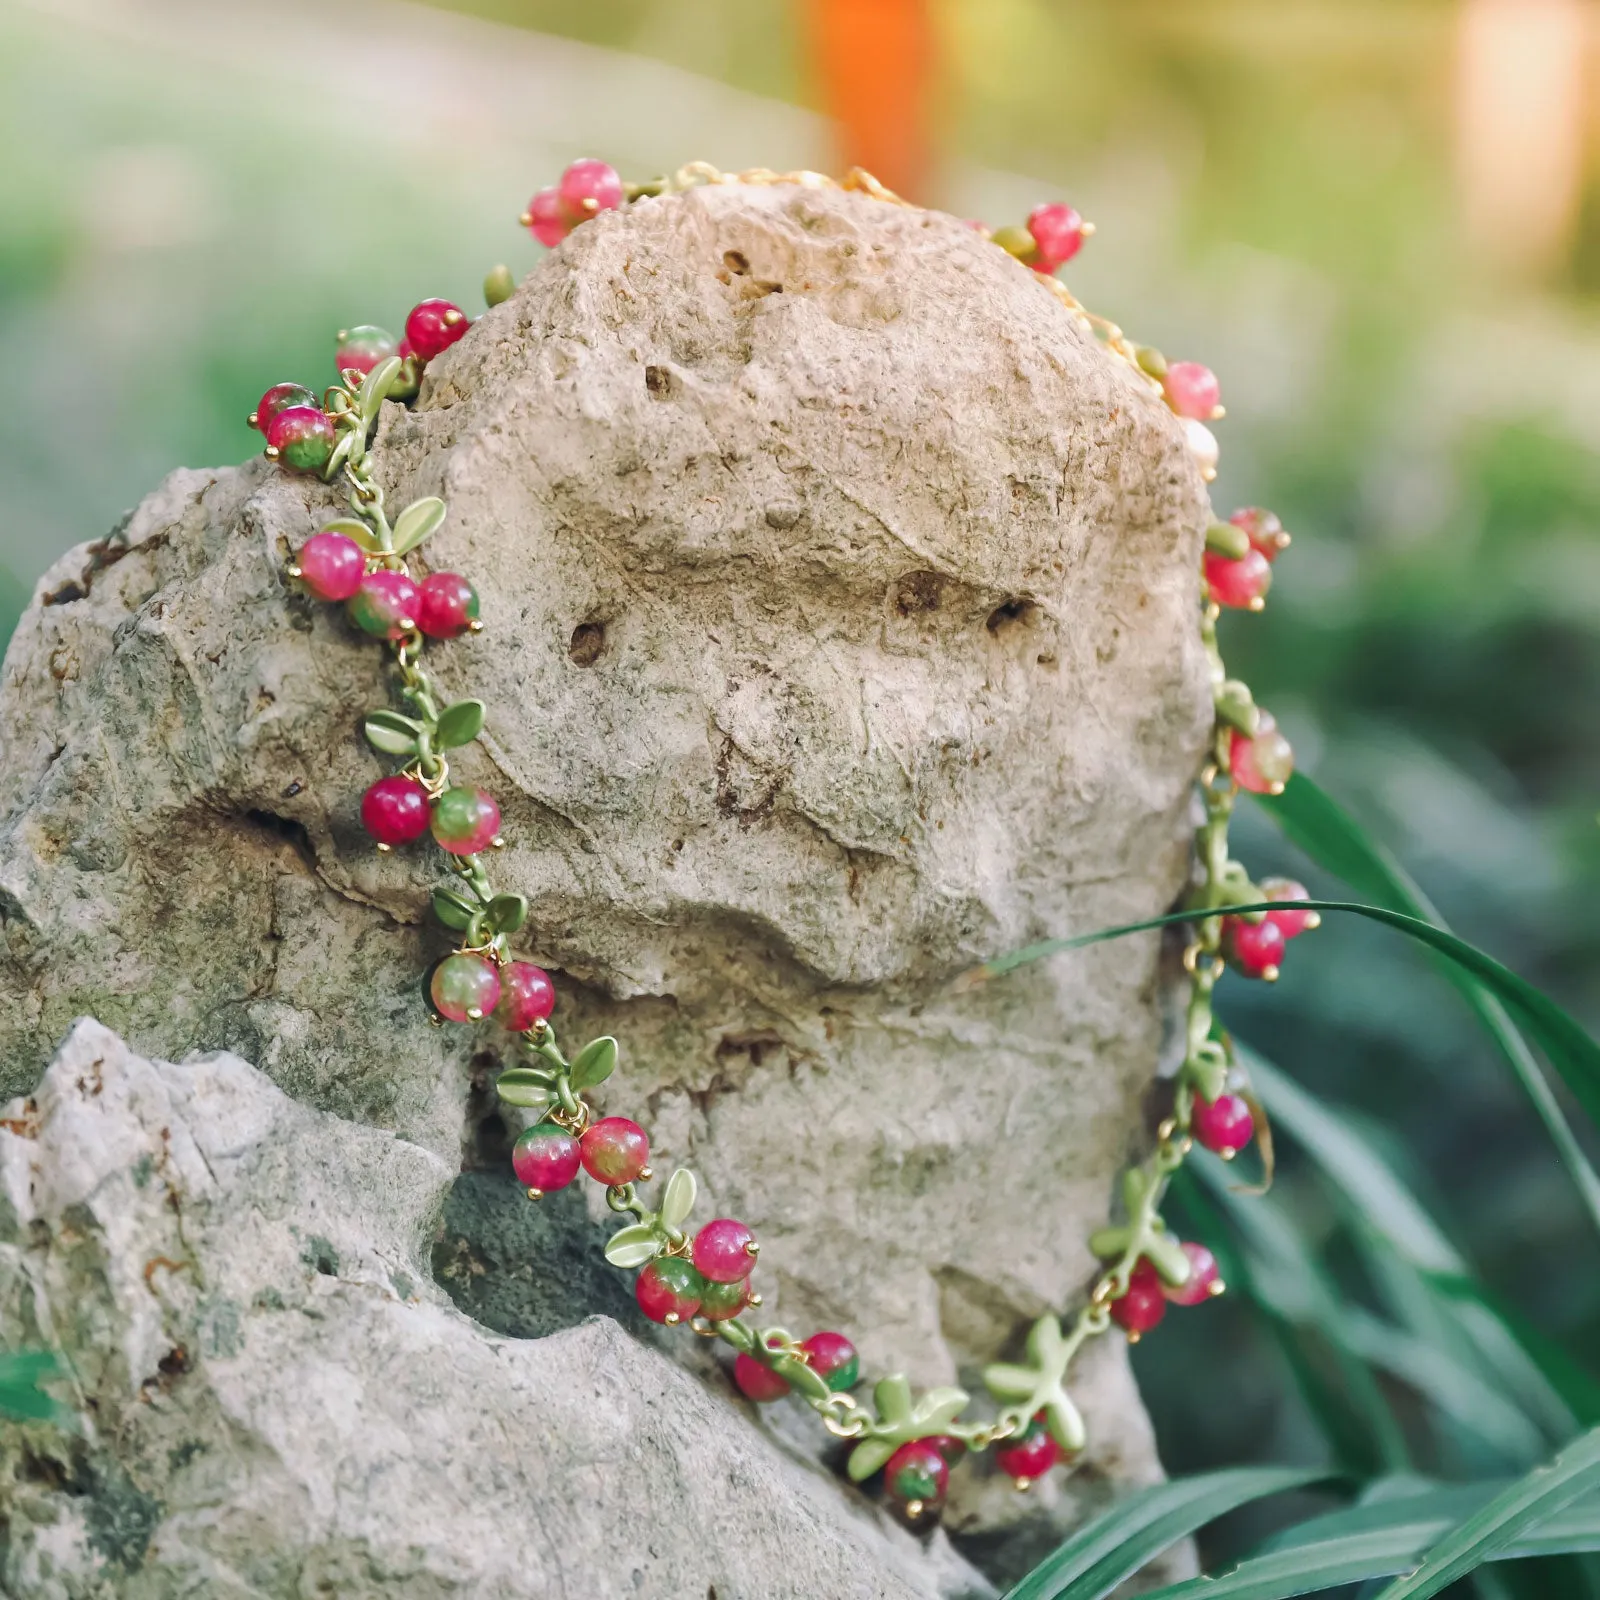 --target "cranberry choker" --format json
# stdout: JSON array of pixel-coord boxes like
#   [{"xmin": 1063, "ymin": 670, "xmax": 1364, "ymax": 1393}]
[{"xmin": 249, "ymin": 160, "xmax": 1313, "ymax": 1526}]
